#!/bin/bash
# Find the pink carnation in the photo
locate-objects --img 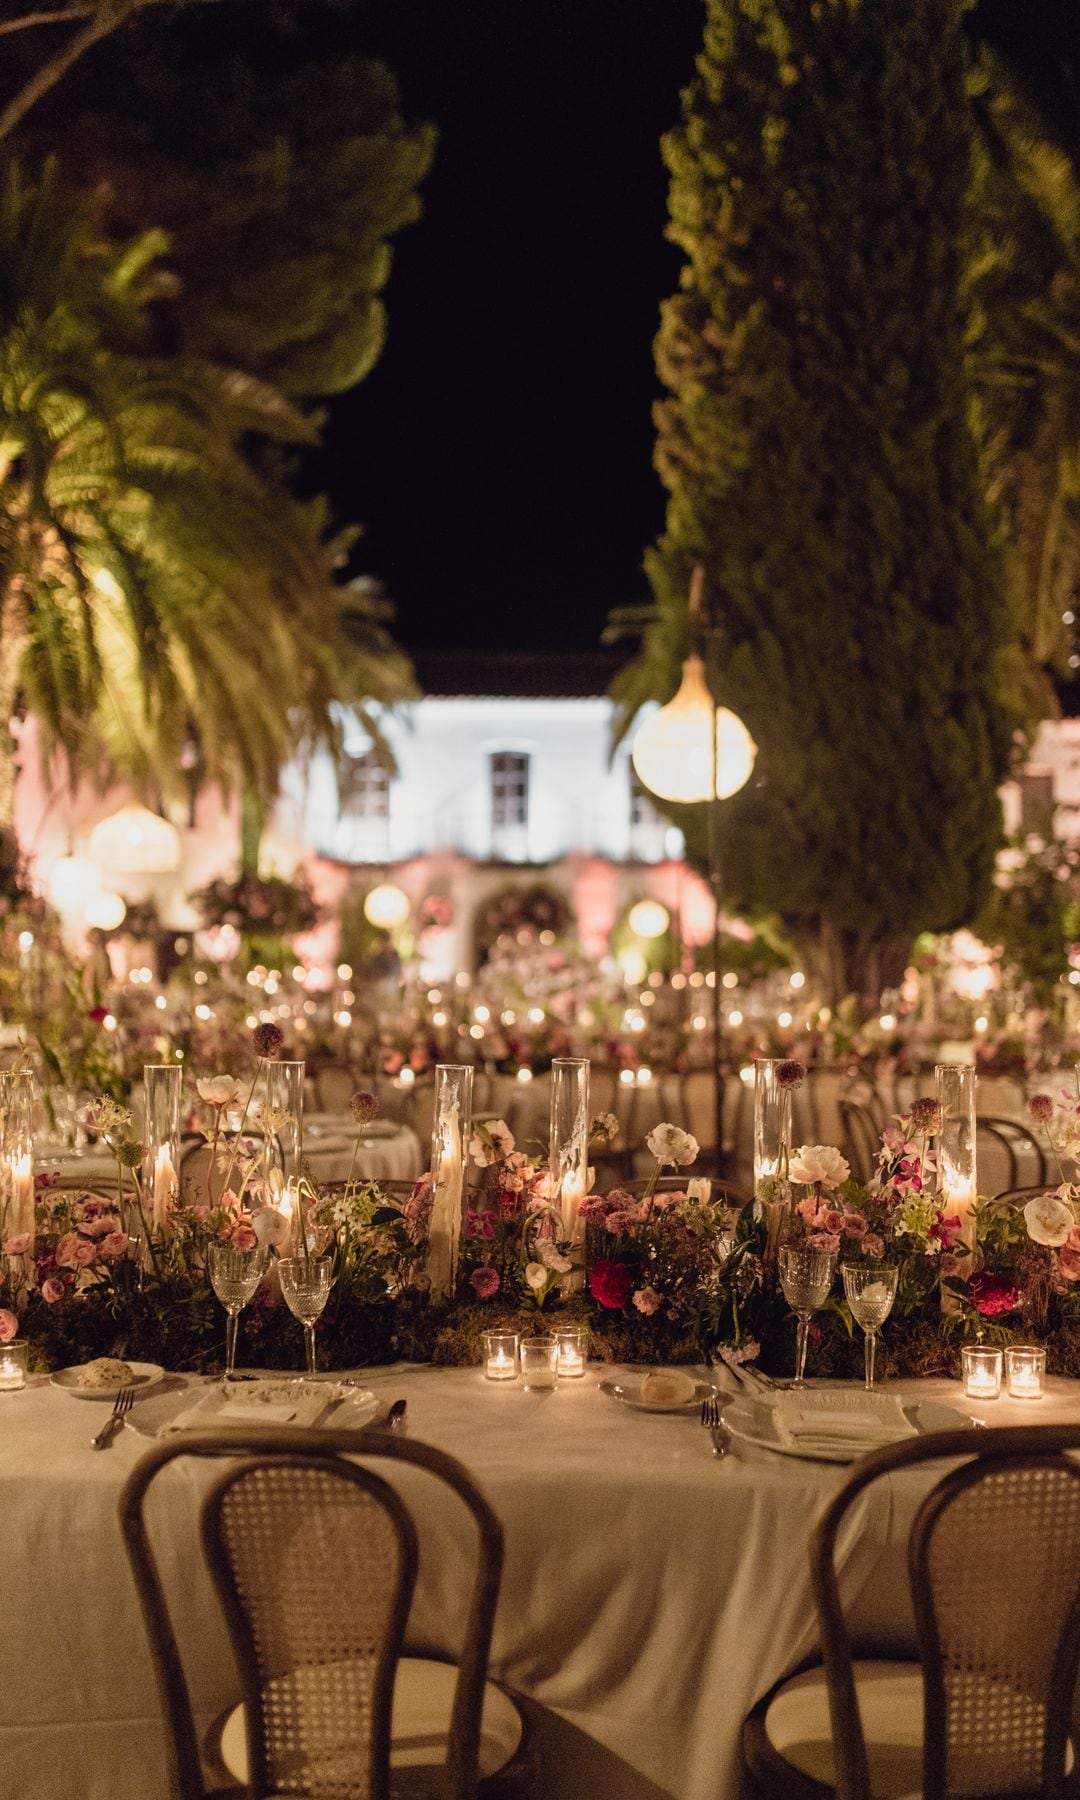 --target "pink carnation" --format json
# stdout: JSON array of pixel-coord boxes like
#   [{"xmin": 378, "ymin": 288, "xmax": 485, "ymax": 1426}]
[
  {"xmin": 821, "ymin": 1208, "xmax": 844, "ymax": 1234},
  {"xmin": 470, "ymin": 1266, "xmax": 500, "ymax": 1300},
  {"xmin": 796, "ymin": 1194, "xmax": 819, "ymax": 1223},
  {"xmin": 71, "ymin": 1240, "xmax": 97, "ymax": 1268},
  {"xmin": 807, "ymin": 1231, "xmax": 841, "ymax": 1254},
  {"xmin": 863, "ymin": 1233, "xmax": 885, "ymax": 1259},
  {"xmin": 99, "ymin": 1232, "xmax": 130, "ymax": 1261},
  {"xmin": 2, "ymin": 1233, "xmax": 31, "ymax": 1256},
  {"xmin": 54, "ymin": 1232, "xmax": 82, "ymax": 1269},
  {"xmin": 41, "ymin": 1277, "xmax": 65, "ymax": 1304},
  {"xmin": 0, "ymin": 1308, "xmax": 17, "ymax": 1342},
  {"xmin": 842, "ymin": 1209, "xmax": 867, "ymax": 1238}
]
